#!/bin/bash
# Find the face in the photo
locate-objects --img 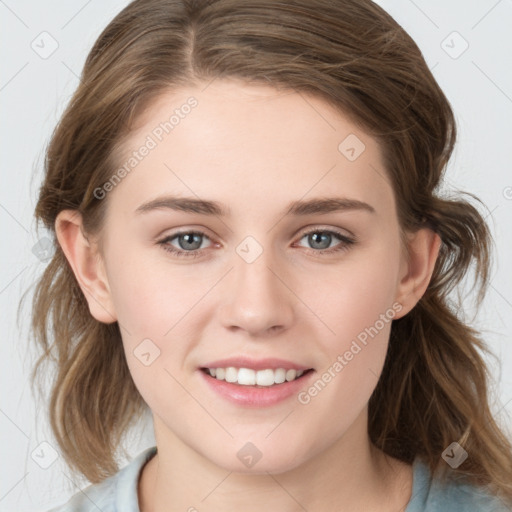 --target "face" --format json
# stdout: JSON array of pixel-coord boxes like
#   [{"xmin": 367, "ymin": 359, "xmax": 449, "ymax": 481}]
[{"xmin": 90, "ymin": 79, "xmax": 412, "ymax": 473}]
